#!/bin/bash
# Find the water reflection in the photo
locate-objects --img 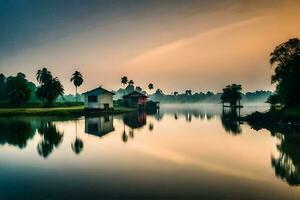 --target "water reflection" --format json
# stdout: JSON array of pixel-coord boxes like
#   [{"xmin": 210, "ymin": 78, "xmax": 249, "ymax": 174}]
[
  {"xmin": 71, "ymin": 120, "xmax": 84, "ymax": 155},
  {"xmin": 2, "ymin": 104, "xmax": 300, "ymax": 191},
  {"xmin": 221, "ymin": 108, "xmax": 242, "ymax": 135},
  {"xmin": 0, "ymin": 118, "xmax": 35, "ymax": 149},
  {"xmin": 37, "ymin": 121, "xmax": 64, "ymax": 158},
  {"xmin": 85, "ymin": 115, "xmax": 115, "ymax": 137},
  {"xmin": 248, "ymin": 121, "xmax": 300, "ymax": 186}
]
